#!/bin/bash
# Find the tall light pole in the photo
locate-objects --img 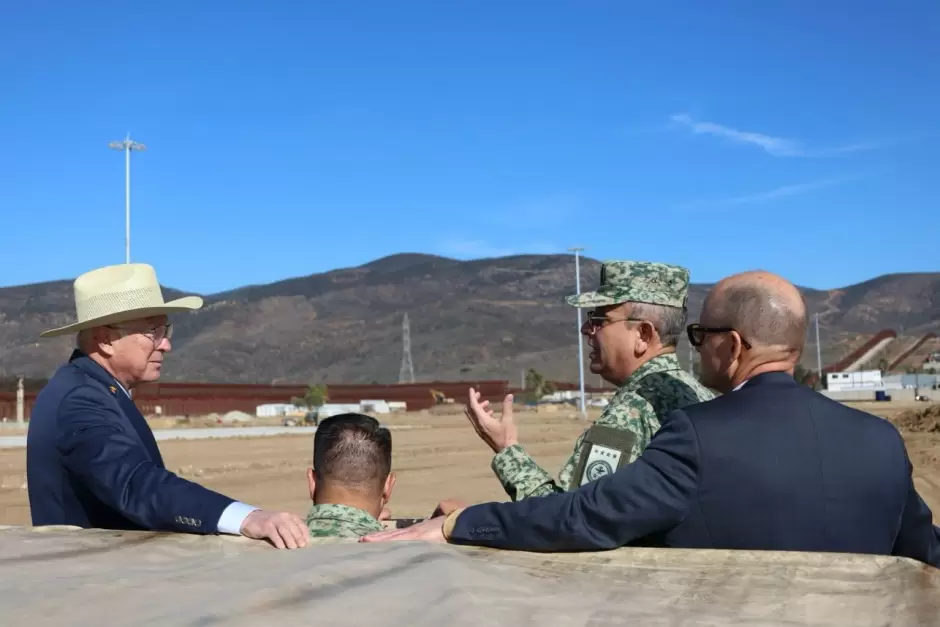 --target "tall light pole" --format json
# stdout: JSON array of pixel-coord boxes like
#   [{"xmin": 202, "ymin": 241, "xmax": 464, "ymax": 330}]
[
  {"xmin": 815, "ymin": 313, "xmax": 823, "ymax": 376},
  {"xmin": 568, "ymin": 247, "xmax": 587, "ymax": 418},
  {"xmin": 108, "ymin": 133, "xmax": 146, "ymax": 263}
]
